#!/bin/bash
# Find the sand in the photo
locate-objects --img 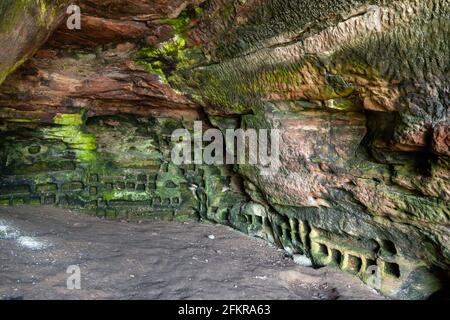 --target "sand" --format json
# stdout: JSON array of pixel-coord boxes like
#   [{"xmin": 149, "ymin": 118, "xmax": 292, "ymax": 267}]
[{"xmin": 0, "ymin": 205, "xmax": 383, "ymax": 300}]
